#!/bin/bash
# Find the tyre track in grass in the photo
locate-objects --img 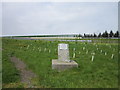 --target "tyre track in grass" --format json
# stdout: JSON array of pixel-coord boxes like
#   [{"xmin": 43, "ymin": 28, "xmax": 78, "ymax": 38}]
[{"xmin": 10, "ymin": 56, "xmax": 37, "ymax": 88}]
